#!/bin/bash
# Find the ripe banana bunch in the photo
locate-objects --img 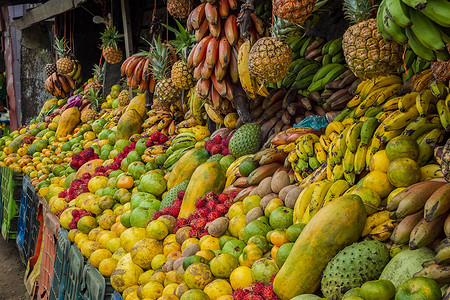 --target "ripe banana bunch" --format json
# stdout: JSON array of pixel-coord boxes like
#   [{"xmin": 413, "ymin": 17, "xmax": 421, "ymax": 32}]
[
  {"xmin": 44, "ymin": 72, "xmax": 76, "ymax": 98},
  {"xmin": 187, "ymin": 1, "xmax": 268, "ymax": 104},
  {"xmin": 295, "ymin": 133, "xmax": 324, "ymax": 174},
  {"xmin": 377, "ymin": 0, "xmax": 450, "ymax": 61},
  {"xmin": 163, "ymin": 132, "xmax": 198, "ymax": 170},
  {"xmin": 121, "ymin": 55, "xmax": 153, "ymax": 92},
  {"xmin": 294, "ymin": 179, "xmax": 351, "ymax": 224},
  {"xmin": 436, "ymin": 90, "xmax": 450, "ymax": 132},
  {"xmin": 238, "ymin": 40, "xmax": 269, "ymax": 99},
  {"xmin": 143, "ymin": 110, "xmax": 176, "ymax": 137},
  {"xmin": 67, "ymin": 60, "xmax": 82, "ymax": 82}
]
